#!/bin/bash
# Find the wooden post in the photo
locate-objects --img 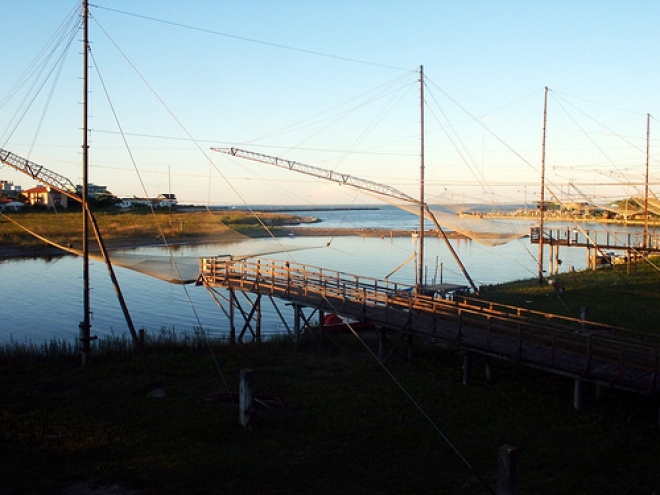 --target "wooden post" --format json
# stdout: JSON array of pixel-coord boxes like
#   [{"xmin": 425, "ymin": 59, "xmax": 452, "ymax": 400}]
[
  {"xmin": 497, "ymin": 445, "xmax": 518, "ymax": 495},
  {"xmin": 229, "ymin": 288, "xmax": 236, "ymax": 345},
  {"xmin": 379, "ymin": 328, "xmax": 388, "ymax": 361},
  {"xmin": 573, "ymin": 379, "xmax": 583, "ymax": 410},
  {"xmin": 462, "ymin": 352, "xmax": 472, "ymax": 386},
  {"xmin": 595, "ymin": 384, "xmax": 603, "ymax": 401},
  {"xmin": 293, "ymin": 304, "xmax": 301, "ymax": 344},
  {"xmin": 239, "ymin": 369, "xmax": 253, "ymax": 429},
  {"xmin": 254, "ymin": 294, "xmax": 261, "ymax": 342},
  {"xmin": 485, "ymin": 356, "xmax": 494, "ymax": 384}
]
